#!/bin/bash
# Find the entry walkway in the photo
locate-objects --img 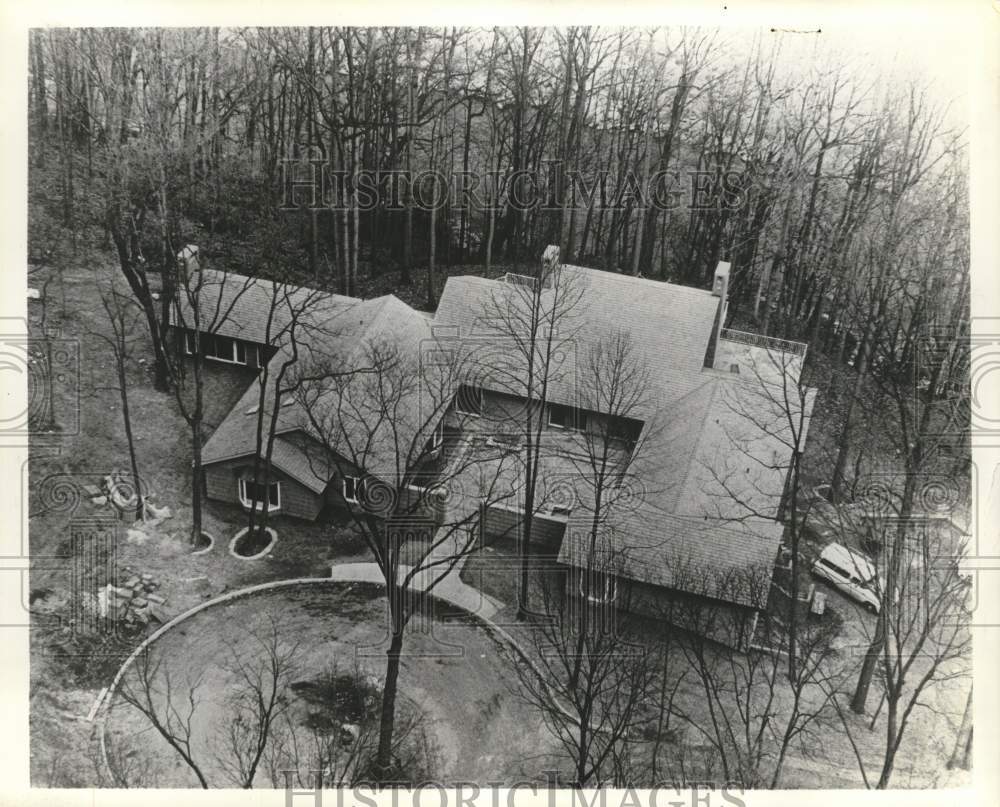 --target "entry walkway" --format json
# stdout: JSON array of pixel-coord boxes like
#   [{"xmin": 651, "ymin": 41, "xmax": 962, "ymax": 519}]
[{"xmin": 328, "ymin": 525, "xmax": 503, "ymax": 619}]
